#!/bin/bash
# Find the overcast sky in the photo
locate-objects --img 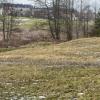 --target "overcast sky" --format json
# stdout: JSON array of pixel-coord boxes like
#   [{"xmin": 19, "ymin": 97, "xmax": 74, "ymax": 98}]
[
  {"xmin": 14, "ymin": 0, "xmax": 100, "ymax": 9},
  {"xmin": 14, "ymin": 0, "xmax": 32, "ymax": 4},
  {"xmin": 14, "ymin": 0, "xmax": 99, "ymax": 4}
]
